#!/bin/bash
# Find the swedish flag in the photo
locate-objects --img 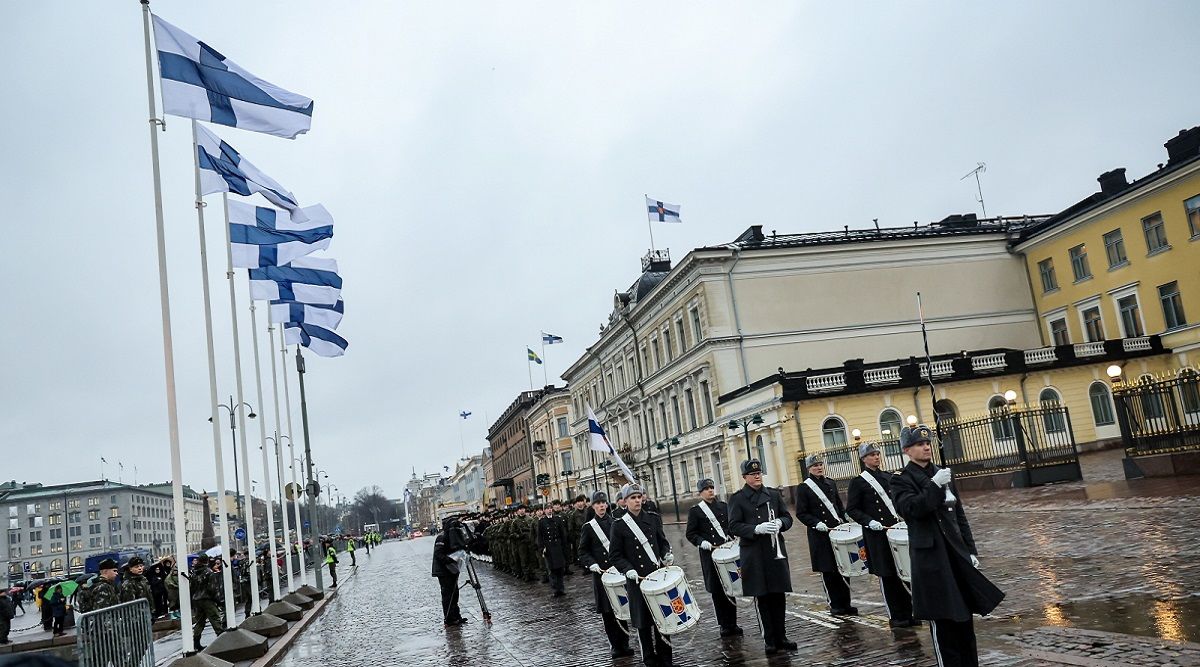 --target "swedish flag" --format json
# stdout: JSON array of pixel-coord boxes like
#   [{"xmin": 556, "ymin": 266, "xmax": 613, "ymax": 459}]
[{"xmin": 527, "ymin": 348, "xmax": 543, "ymax": 365}]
